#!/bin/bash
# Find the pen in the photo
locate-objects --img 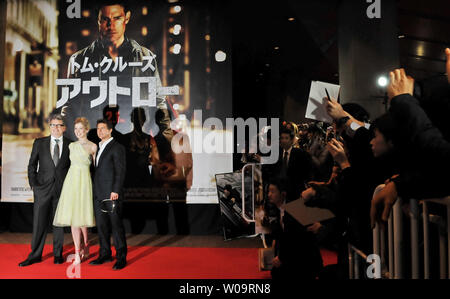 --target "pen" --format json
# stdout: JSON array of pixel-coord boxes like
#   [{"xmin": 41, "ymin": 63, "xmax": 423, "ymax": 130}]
[{"xmin": 325, "ymin": 88, "xmax": 331, "ymax": 102}]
